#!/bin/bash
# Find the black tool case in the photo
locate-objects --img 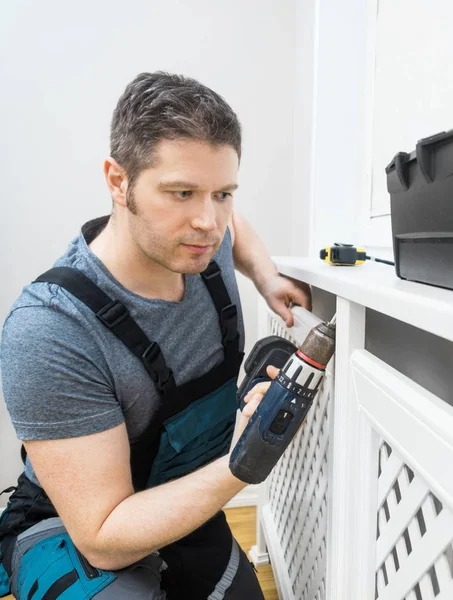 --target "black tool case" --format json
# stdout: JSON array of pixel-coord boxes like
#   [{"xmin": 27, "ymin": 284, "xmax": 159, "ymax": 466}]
[{"xmin": 386, "ymin": 129, "xmax": 453, "ymax": 290}]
